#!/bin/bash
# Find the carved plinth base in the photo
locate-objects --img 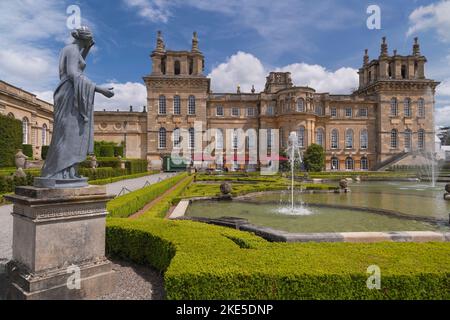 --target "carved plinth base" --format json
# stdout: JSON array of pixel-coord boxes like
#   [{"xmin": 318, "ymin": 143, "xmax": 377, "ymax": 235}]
[{"xmin": 4, "ymin": 185, "xmax": 115, "ymax": 300}]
